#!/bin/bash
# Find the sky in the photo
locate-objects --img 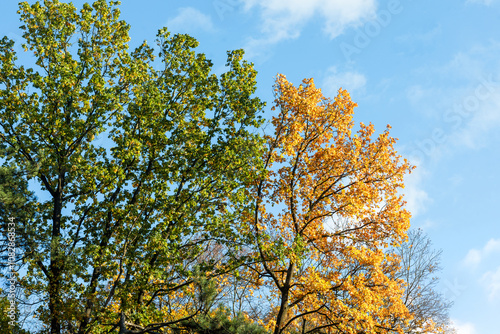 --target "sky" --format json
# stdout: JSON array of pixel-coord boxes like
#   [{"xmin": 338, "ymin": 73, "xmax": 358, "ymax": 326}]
[{"xmin": 1, "ymin": 0, "xmax": 500, "ymax": 333}]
